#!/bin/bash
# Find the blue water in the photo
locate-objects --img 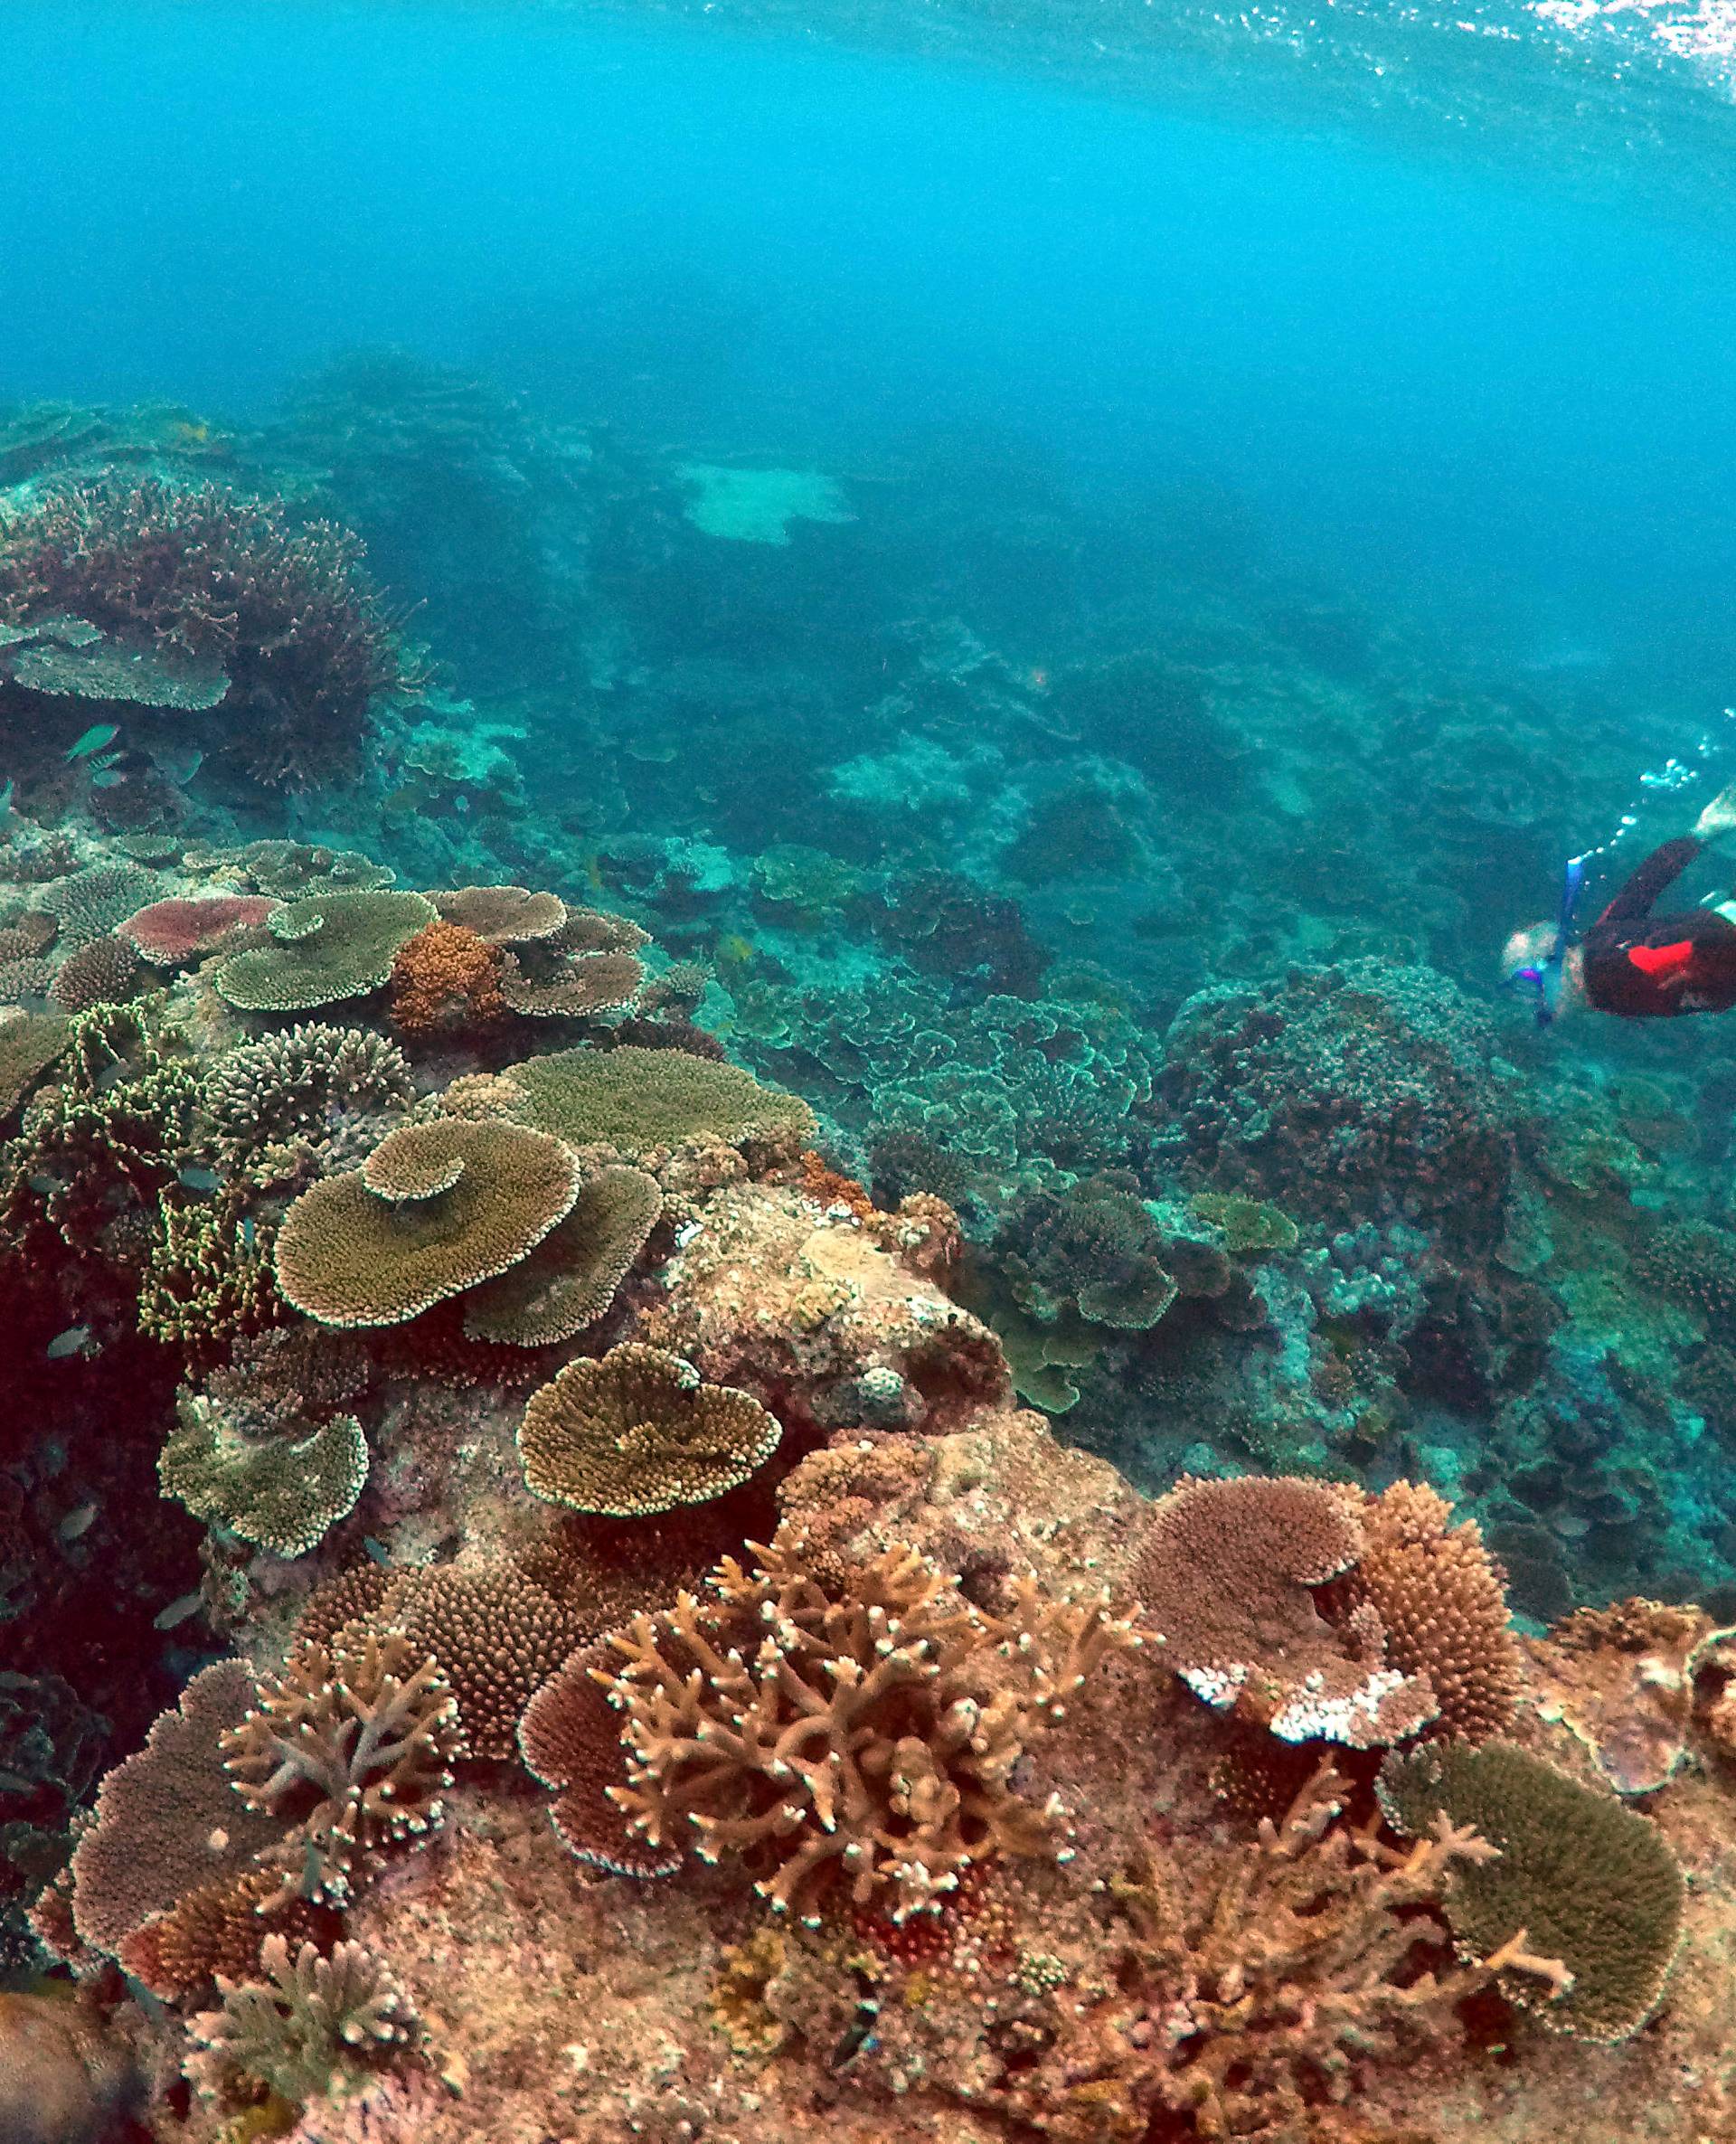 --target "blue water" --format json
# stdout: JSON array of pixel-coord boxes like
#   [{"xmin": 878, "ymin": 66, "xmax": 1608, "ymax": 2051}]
[{"xmin": 6, "ymin": 0, "xmax": 1736, "ymax": 677}]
